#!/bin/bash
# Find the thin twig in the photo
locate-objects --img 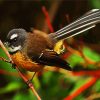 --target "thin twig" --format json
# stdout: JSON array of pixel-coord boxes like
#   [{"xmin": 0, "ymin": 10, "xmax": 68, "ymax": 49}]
[
  {"xmin": 0, "ymin": 69, "xmax": 19, "ymax": 77},
  {"xmin": 0, "ymin": 40, "xmax": 41, "ymax": 100},
  {"xmin": 42, "ymin": 6, "xmax": 54, "ymax": 33},
  {"xmin": 15, "ymin": 67, "xmax": 41, "ymax": 100},
  {"xmin": 42, "ymin": 1, "xmax": 62, "ymax": 33}
]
